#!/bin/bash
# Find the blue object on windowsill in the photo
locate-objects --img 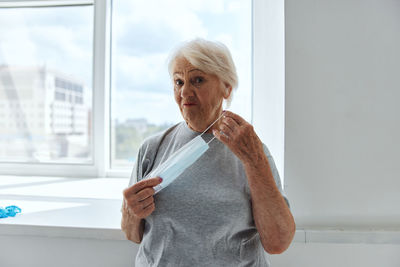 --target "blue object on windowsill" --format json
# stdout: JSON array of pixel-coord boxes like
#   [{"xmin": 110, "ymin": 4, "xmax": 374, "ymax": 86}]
[{"xmin": 0, "ymin": 205, "xmax": 22, "ymax": 218}]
